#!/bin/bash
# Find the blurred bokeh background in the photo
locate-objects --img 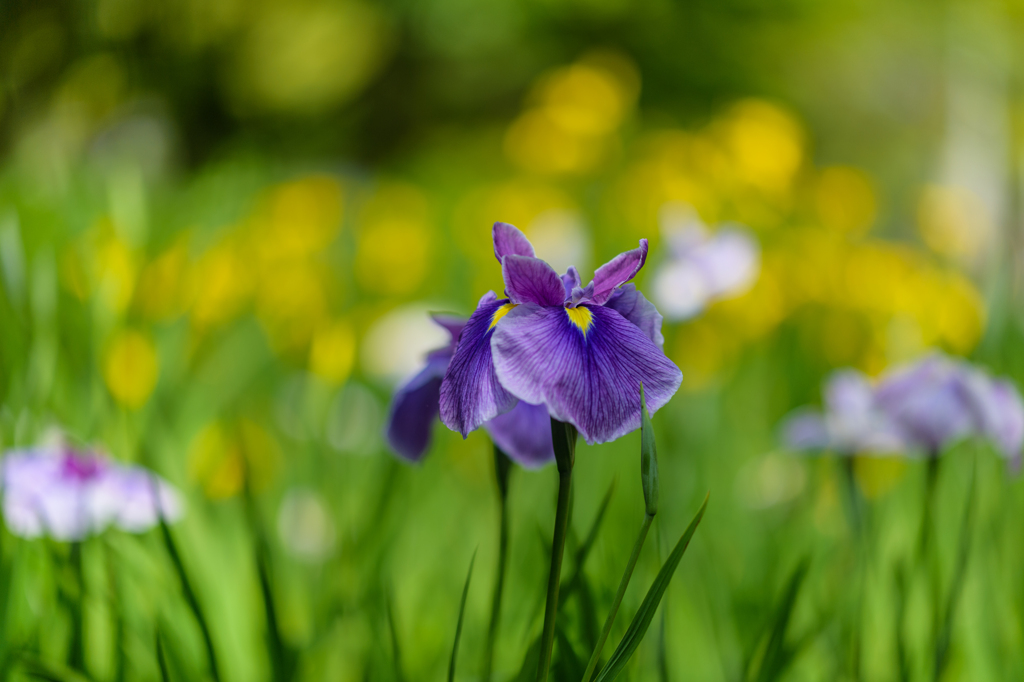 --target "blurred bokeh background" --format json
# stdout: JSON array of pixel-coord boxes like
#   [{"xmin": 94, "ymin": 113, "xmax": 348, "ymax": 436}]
[{"xmin": 1, "ymin": 0, "xmax": 1024, "ymax": 679}]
